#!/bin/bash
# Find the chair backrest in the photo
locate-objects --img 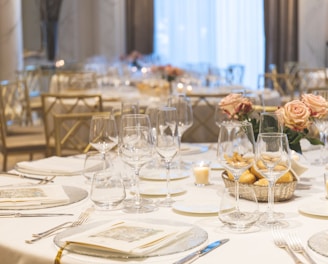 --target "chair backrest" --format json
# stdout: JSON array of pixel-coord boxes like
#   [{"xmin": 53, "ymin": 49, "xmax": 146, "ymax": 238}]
[
  {"xmin": 53, "ymin": 111, "xmax": 111, "ymax": 156},
  {"xmin": 49, "ymin": 71, "xmax": 98, "ymax": 93},
  {"xmin": 298, "ymin": 68, "xmax": 328, "ymax": 92},
  {"xmin": 306, "ymin": 87, "xmax": 328, "ymax": 100},
  {"xmin": 260, "ymin": 72, "xmax": 295, "ymax": 100},
  {"xmin": 0, "ymin": 79, "xmax": 33, "ymax": 130},
  {"xmin": 226, "ymin": 64, "xmax": 245, "ymax": 85},
  {"xmin": 41, "ymin": 93, "xmax": 103, "ymax": 154}
]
